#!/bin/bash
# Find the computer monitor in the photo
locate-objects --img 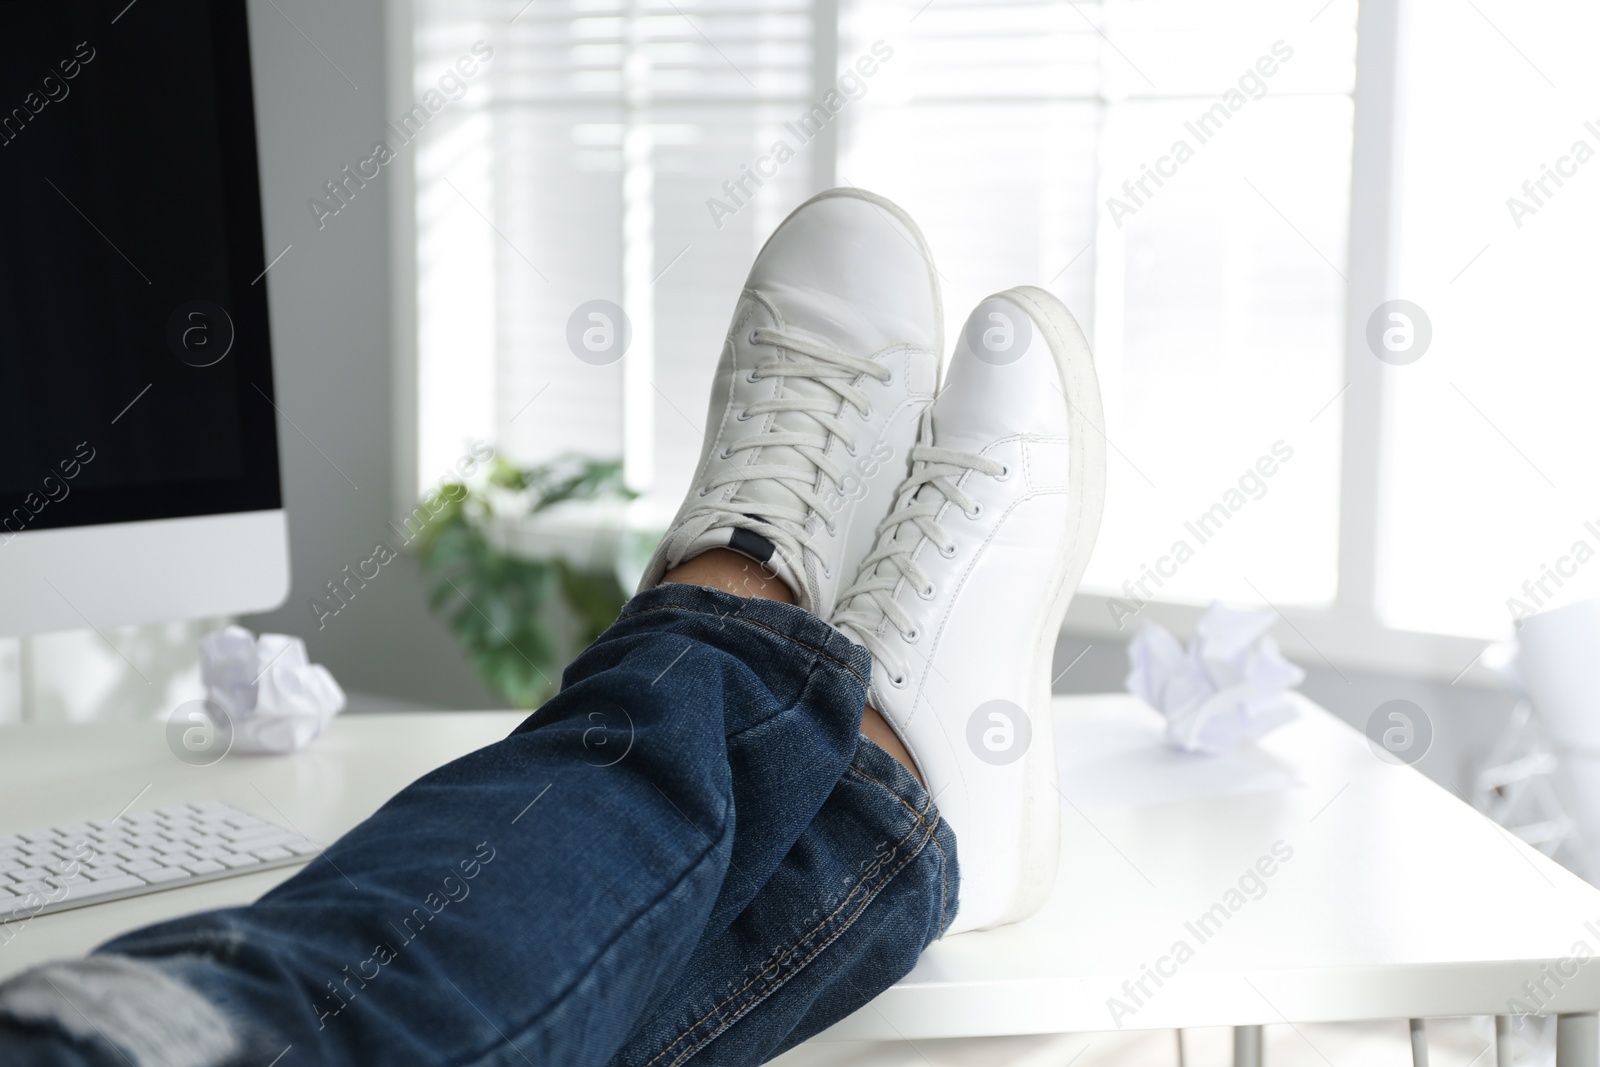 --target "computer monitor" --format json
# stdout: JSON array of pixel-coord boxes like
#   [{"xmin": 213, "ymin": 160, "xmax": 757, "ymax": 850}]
[{"xmin": 0, "ymin": 0, "xmax": 289, "ymax": 637}]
